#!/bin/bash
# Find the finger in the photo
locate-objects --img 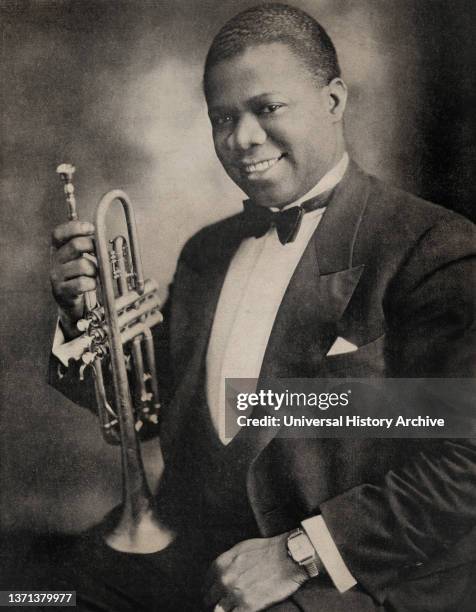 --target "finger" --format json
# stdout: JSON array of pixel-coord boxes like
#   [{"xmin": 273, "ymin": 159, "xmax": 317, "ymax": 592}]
[
  {"xmin": 60, "ymin": 257, "xmax": 97, "ymax": 282},
  {"xmin": 52, "ymin": 221, "xmax": 95, "ymax": 248},
  {"xmin": 54, "ymin": 277, "xmax": 97, "ymax": 302},
  {"xmin": 204, "ymin": 548, "xmax": 236, "ymax": 593},
  {"xmin": 55, "ymin": 237, "xmax": 96, "ymax": 264},
  {"xmin": 213, "ymin": 596, "xmax": 236, "ymax": 612}
]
